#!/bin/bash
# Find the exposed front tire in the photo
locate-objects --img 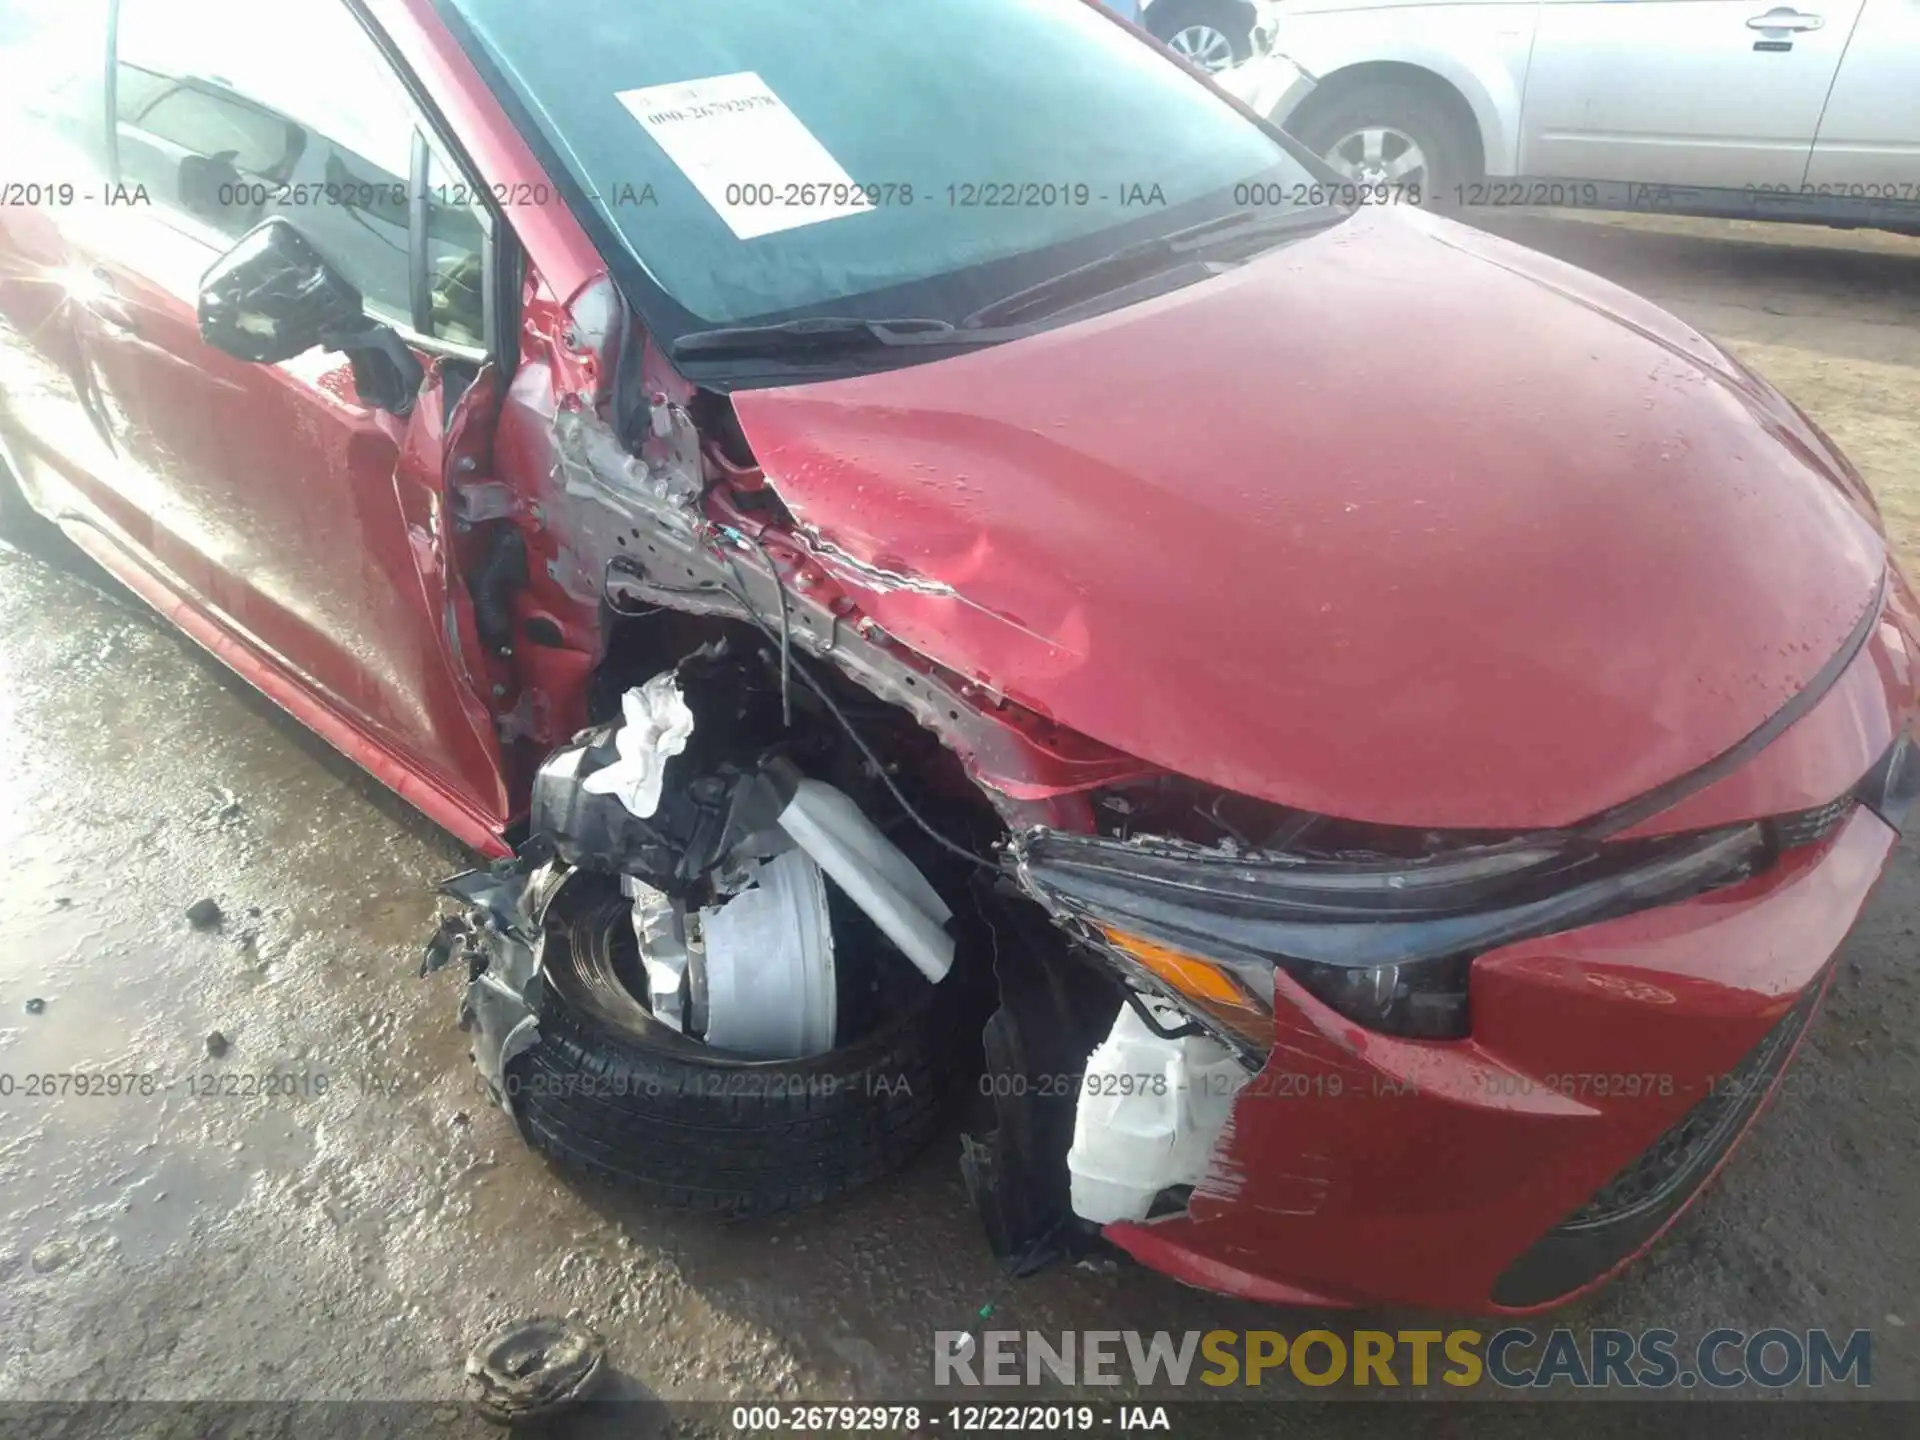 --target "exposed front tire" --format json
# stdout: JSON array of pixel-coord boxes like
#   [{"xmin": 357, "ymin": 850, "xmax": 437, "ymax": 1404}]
[
  {"xmin": 1292, "ymin": 81, "xmax": 1476, "ymax": 214},
  {"xmin": 1145, "ymin": 0, "xmax": 1256, "ymax": 73},
  {"xmin": 504, "ymin": 868, "xmax": 979, "ymax": 1217}
]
